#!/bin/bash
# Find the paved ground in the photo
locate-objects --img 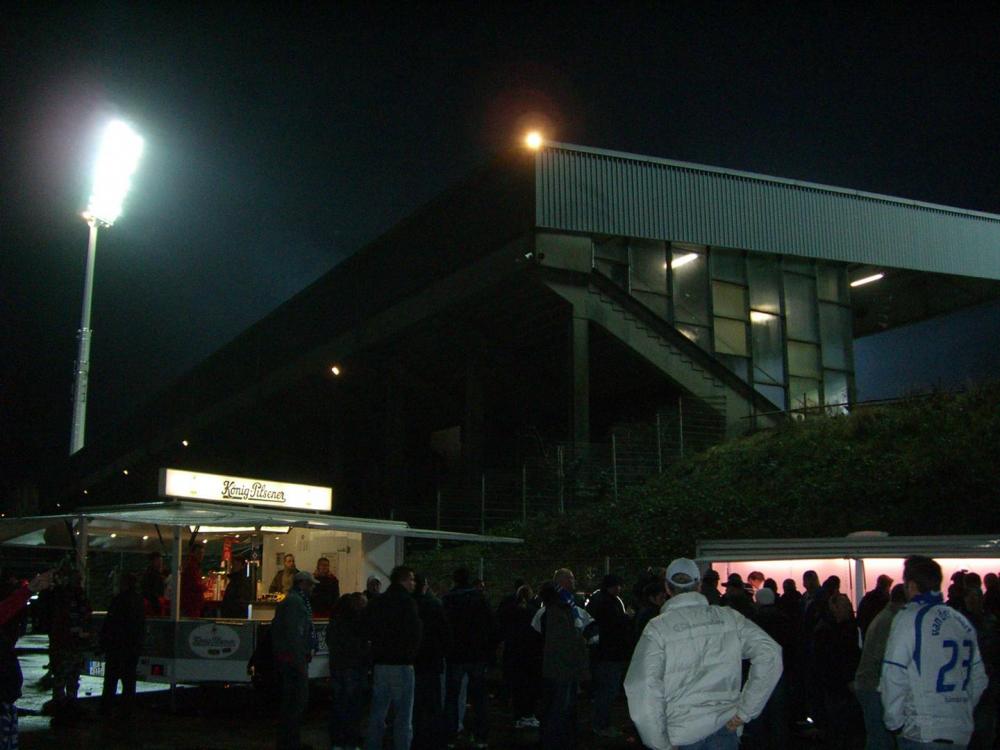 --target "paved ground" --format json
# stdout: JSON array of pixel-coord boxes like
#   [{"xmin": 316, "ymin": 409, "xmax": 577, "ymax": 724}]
[
  {"xmin": 15, "ymin": 637, "xmax": 830, "ymax": 749},
  {"xmin": 15, "ymin": 635, "xmax": 642, "ymax": 750}
]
